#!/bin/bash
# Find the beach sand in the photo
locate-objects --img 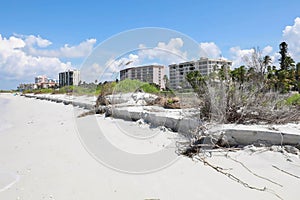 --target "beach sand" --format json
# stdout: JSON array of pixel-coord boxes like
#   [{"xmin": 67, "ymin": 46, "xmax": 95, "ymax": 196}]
[{"xmin": 0, "ymin": 93, "xmax": 299, "ymax": 200}]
